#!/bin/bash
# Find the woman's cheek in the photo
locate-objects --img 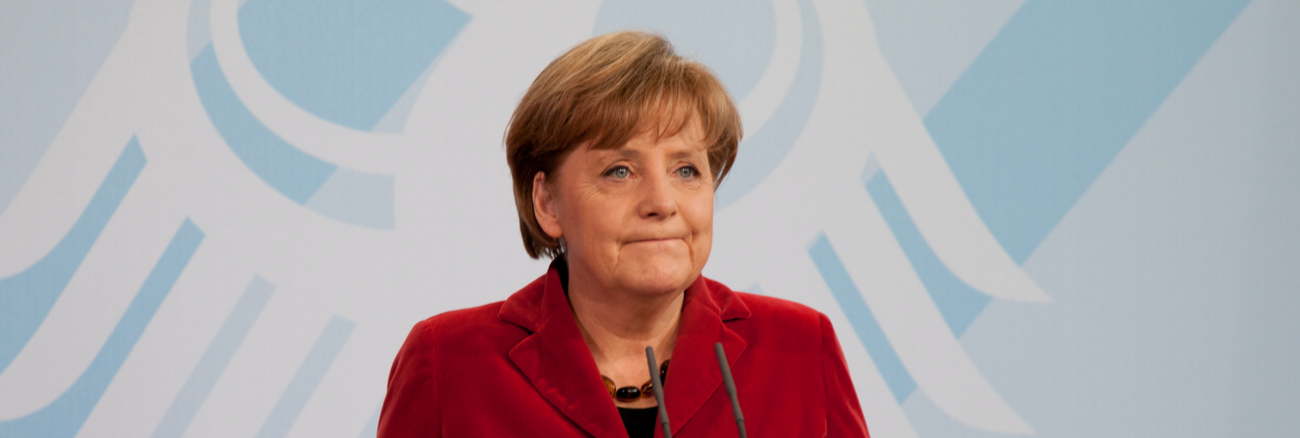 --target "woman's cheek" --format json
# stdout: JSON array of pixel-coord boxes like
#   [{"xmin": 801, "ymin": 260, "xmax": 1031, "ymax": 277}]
[{"xmin": 689, "ymin": 198, "xmax": 713, "ymax": 266}]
